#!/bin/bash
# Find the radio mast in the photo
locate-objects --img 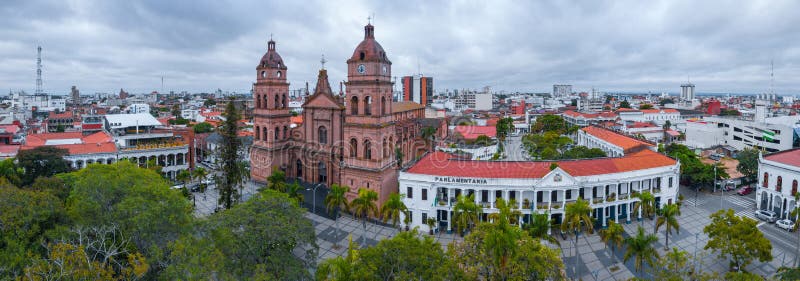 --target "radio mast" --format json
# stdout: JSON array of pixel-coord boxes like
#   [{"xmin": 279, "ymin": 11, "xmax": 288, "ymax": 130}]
[{"xmin": 36, "ymin": 46, "xmax": 43, "ymax": 94}]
